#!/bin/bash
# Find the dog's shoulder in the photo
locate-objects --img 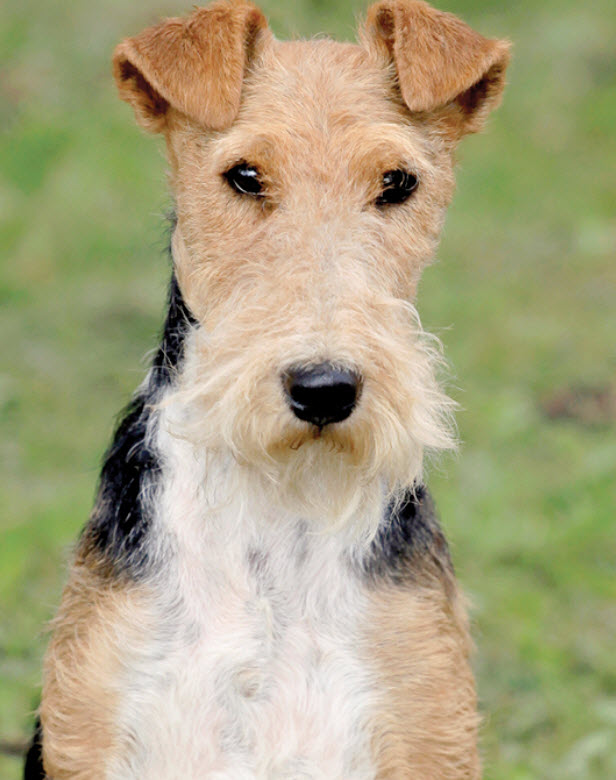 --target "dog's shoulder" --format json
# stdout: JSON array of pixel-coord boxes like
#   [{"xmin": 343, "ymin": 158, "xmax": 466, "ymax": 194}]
[{"xmin": 363, "ymin": 486, "xmax": 455, "ymax": 587}]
